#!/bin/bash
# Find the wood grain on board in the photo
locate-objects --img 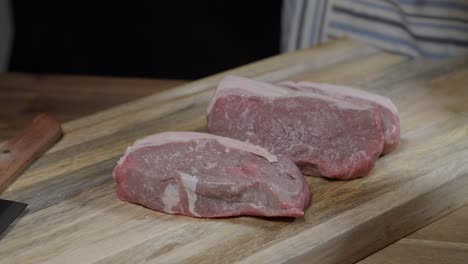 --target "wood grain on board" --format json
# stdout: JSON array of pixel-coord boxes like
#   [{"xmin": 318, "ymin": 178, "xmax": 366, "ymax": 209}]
[{"xmin": 0, "ymin": 39, "xmax": 467, "ymax": 263}]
